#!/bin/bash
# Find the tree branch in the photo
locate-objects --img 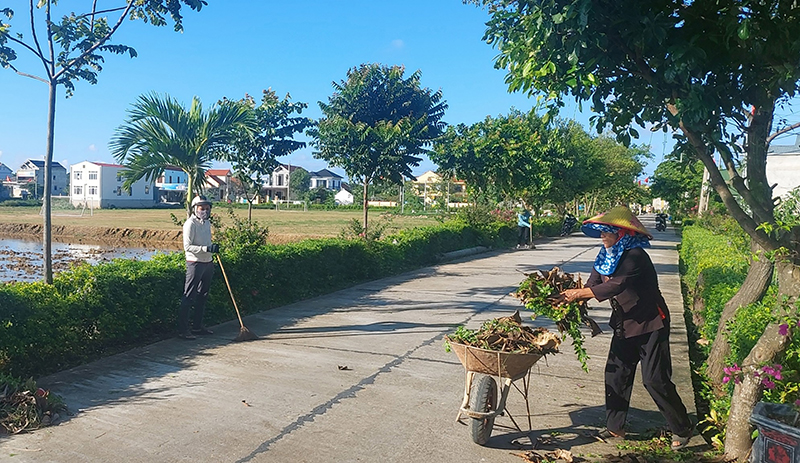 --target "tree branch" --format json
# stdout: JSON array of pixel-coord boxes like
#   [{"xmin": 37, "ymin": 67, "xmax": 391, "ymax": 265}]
[
  {"xmin": 667, "ymin": 103, "xmax": 779, "ymax": 252},
  {"xmin": 90, "ymin": 0, "xmax": 99, "ymax": 31},
  {"xmin": 53, "ymin": 0, "xmax": 135, "ymax": 80},
  {"xmin": 5, "ymin": 34, "xmax": 49, "ymax": 65},
  {"xmin": 11, "ymin": 66, "xmax": 49, "ymax": 83},
  {"xmin": 28, "ymin": 0, "xmax": 49, "ymax": 74},
  {"xmin": 767, "ymin": 121, "xmax": 800, "ymax": 145},
  {"xmin": 76, "ymin": 5, "xmax": 128, "ymax": 22}
]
